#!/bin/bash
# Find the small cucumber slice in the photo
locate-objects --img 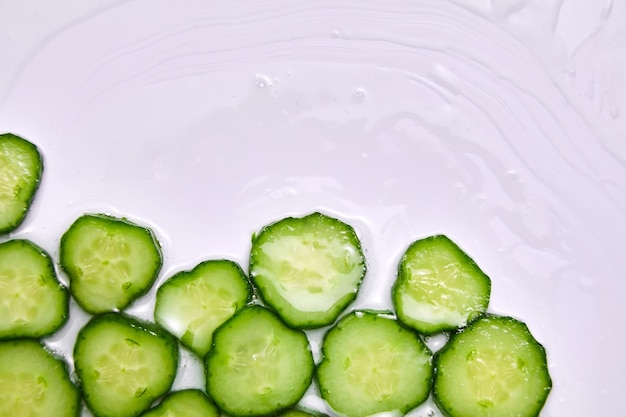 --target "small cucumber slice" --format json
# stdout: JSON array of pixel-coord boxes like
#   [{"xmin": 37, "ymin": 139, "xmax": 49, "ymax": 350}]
[
  {"xmin": 249, "ymin": 212, "xmax": 366, "ymax": 328},
  {"xmin": 316, "ymin": 310, "xmax": 433, "ymax": 417},
  {"xmin": 0, "ymin": 239, "xmax": 69, "ymax": 339},
  {"xmin": 205, "ymin": 305, "xmax": 315, "ymax": 417},
  {"xmin": 277, "ymin": 408, "xmax": 329, "ymax": 417},
  {"xmin": 60, "ymin": 214, "xmax": 162, "ymax": 314},
  {"xmin": 154, "ymin": 259, "xmax": 251, "ymax": 358},
  {"xmin": 433, "ymin": 314, "xmax": 552, "ymax": 417},
  {"xmin": 140, "ymin": 389, "xmax": 219, "ymax": 417},
  {"xmin": 0, "ymin": 339, "xmax": 81, "ymax": 417},
  {"xmin": 392, "ymin": 235, "xmax": 491, "ymax": 334},
  {"xmin": 0, "ymin": 133, "xmax": 43, "ymax": 234},
  {"xmin": 74, "ymin": 312, "xmax": 179, "ymax": 417}
]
